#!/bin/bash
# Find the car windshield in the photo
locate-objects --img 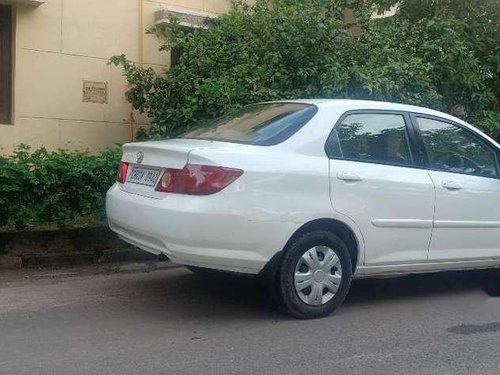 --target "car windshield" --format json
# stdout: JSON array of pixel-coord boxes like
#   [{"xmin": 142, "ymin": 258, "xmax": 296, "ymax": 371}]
[{"xmin": 179, "ymin": 103, "xmax": 318, "ymax": 146}]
